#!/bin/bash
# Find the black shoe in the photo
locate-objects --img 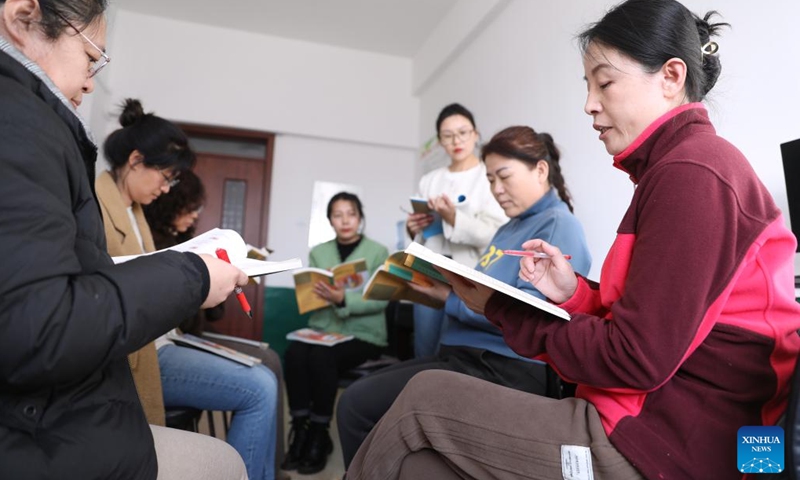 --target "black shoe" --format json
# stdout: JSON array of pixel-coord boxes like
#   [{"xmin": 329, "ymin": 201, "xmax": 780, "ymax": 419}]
[
  {"xmin": 281, "ymin": 416, "xmax": 309, "ymax": 471},
  {"xmin": 297, "ymin": 422, "xmax": 333, "ymax": 475}
]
